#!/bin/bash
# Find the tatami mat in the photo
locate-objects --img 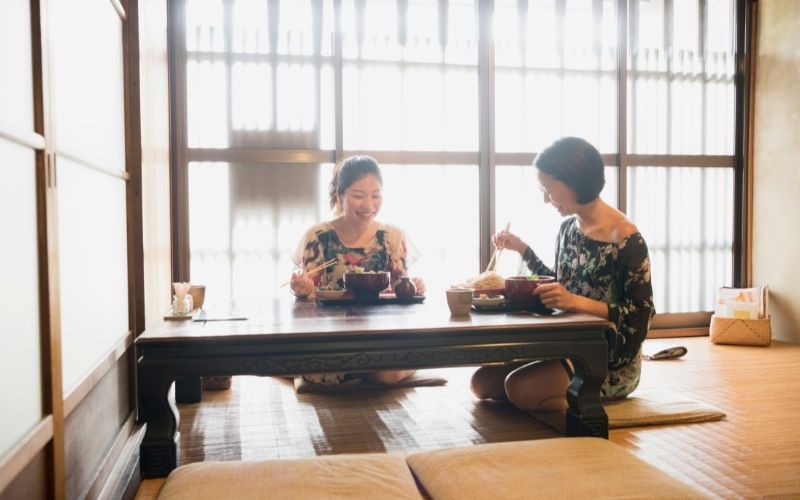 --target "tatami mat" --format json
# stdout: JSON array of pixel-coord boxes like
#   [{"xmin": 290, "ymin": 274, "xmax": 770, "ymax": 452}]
[
  {"xmin": 294, "ymin": 370, "xmax": 447, "ymax": 394},
  {"xmin": 533, "ymin": 388, "xmax": 726, "ymax": 432},
  {"xmin": 136, "ymin": 337, "xmax": 800, "ymax": 498}
]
